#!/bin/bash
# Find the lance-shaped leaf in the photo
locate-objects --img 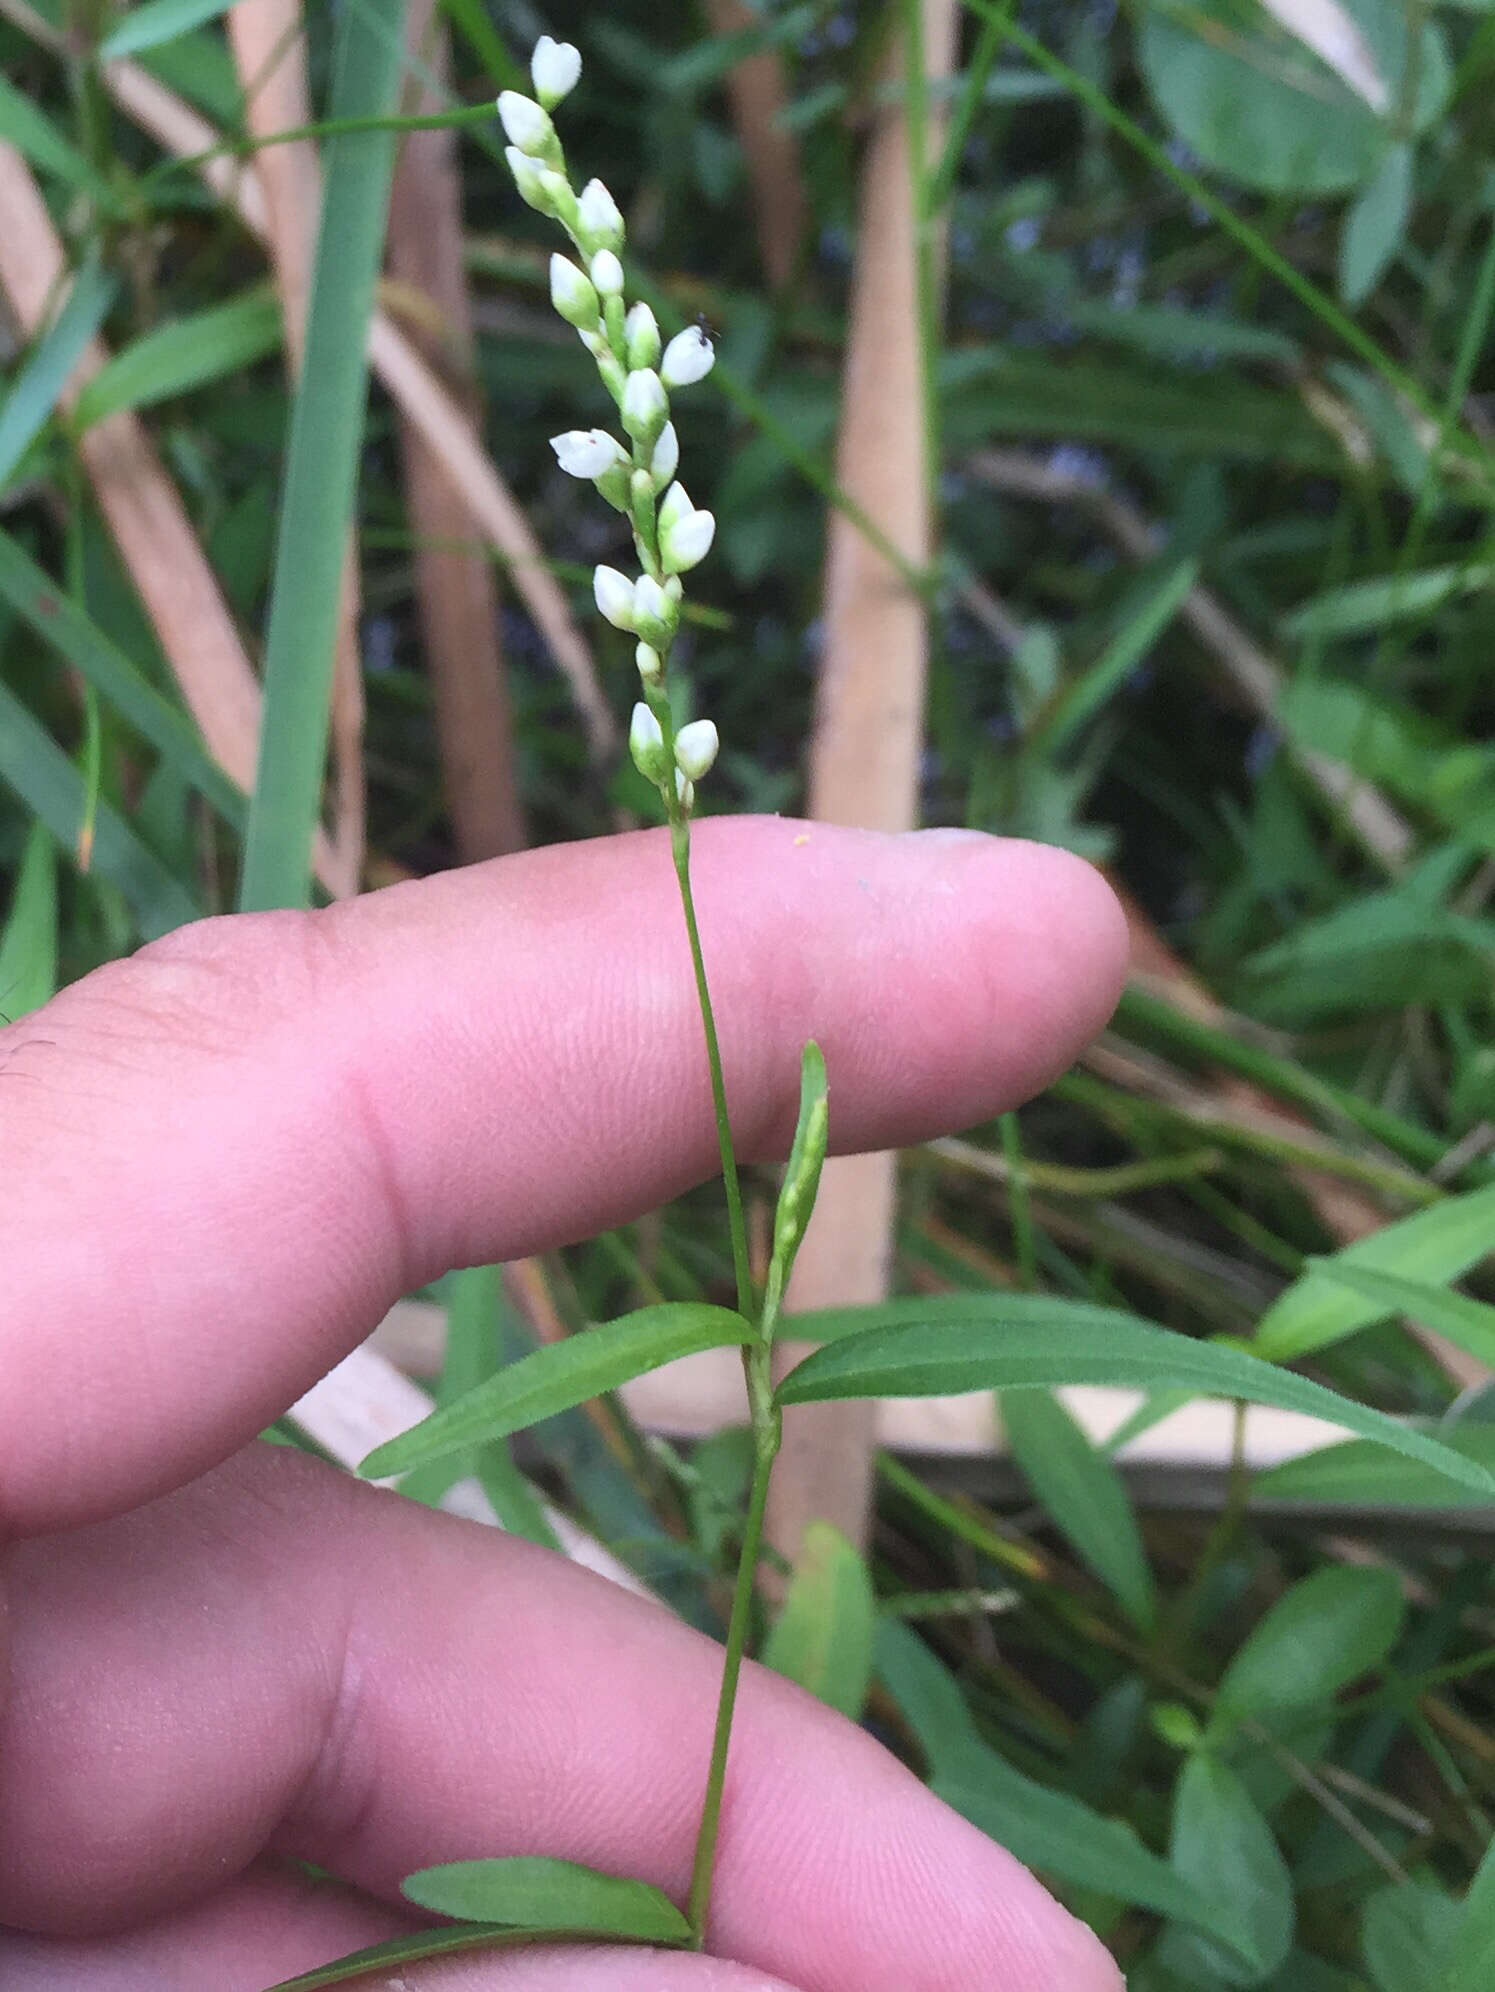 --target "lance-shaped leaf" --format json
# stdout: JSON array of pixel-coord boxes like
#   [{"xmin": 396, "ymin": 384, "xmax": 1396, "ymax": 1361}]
[
  {"xmin": 772, "ymin": 1298, "xmax": 1495, "ymax": 1496},
  {"xmin": 266, "ymin": 1923, "xmax": 646, "ymax": 1990},
  {"xmin": 360, "ymin": 1303, "xmax": 753, "ymax": 1480},
  {"xmin": 402, "ymin": 1856, "xmax": 690, "ymax": 1942}
]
